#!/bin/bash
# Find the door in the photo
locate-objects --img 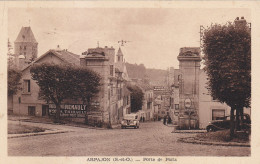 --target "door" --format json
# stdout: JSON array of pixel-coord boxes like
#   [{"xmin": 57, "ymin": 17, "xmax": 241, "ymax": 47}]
[
  {"xmin": 42, "ymin": 105, "xmax": 49, "ymax": 116},
  {"xmin": 28, "ymin": 106, "xmax": 36, "ymax": 116}
]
